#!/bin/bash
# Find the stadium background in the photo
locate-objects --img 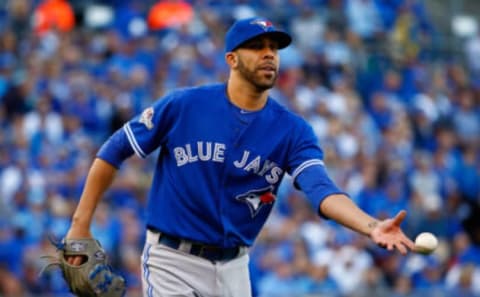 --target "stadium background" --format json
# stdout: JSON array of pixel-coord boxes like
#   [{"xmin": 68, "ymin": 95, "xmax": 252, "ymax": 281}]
[{"xmin": 0, "ymin": 0, "xmax": 479, "ymax": 296}]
